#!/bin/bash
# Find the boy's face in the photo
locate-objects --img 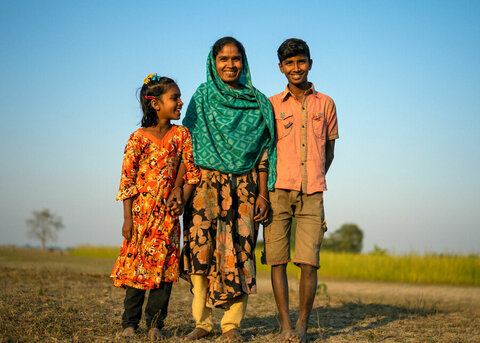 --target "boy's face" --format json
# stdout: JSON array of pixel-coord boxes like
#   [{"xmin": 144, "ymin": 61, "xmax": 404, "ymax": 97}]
[{"xmin": 279, "ymin": 55, "xmax": 312, "ymax": 88}]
